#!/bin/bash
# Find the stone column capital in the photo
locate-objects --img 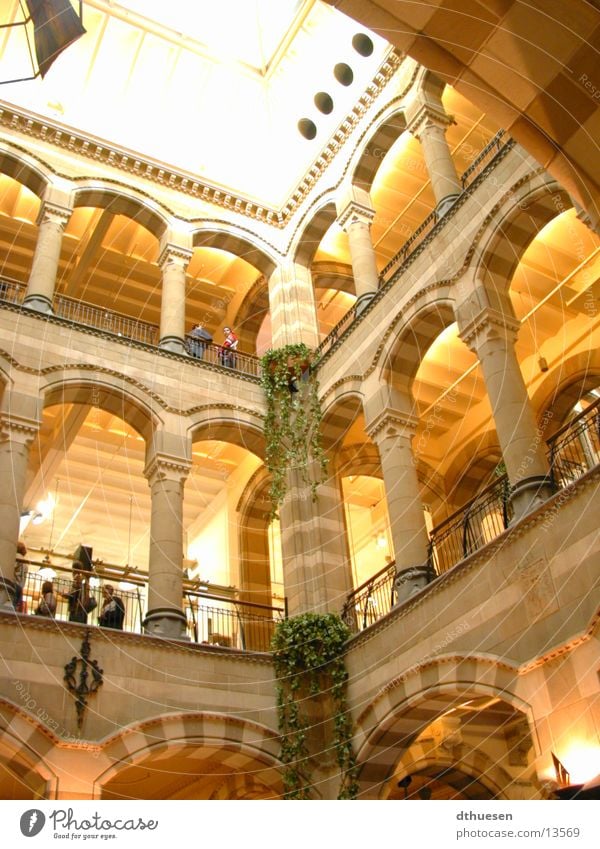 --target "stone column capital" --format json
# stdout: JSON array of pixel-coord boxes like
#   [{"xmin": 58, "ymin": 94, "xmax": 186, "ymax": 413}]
[
  {"xmin": 144, "ymin": 453, "xmax": 191, "ymax": 486},
  {"xmin": 366, "ymin": 410, "xmax": 419, "ymax": 445},
  {"xmin": 158, "ymin": 244, "xmax": 193, "ymax": 271},
  {"xmin": 0, "ymin": 415, "xmax": 40, "ymax": 447},
  {"xmin": 406, "ymin": 104, "xmax": 455, "ymax": 140},
  {"xmin": 458, "ymin": 307, "xmax": 521, "ymax": 354},
  {"xmin": 36, "ymin": 201, "xmax": 72, "ymax": 230},
  {"xmin": 337, "ymin": 200, "xmax": 375, "ymax": 231}
]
